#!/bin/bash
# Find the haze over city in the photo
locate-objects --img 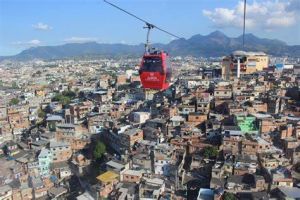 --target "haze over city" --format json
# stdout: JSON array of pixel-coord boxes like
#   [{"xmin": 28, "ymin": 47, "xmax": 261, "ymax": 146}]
[{"xmin": 1, "ymin": 0, "xmax": 300, "ymax": 55}]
